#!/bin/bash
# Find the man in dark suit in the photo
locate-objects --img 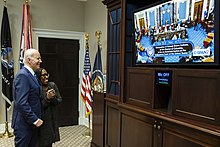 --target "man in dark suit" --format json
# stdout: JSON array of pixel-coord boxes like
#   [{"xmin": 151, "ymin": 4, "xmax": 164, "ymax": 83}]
[{"xmin": 12, "ymin": 49, "xmax": 43, "ymax": 147}]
